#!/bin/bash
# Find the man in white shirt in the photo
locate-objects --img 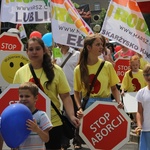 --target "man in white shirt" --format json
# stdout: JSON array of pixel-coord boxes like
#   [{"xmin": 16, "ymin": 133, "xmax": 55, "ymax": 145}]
[{"xmin": 55, "ymin": 44, "xmax": 81, "ymax": 150}]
